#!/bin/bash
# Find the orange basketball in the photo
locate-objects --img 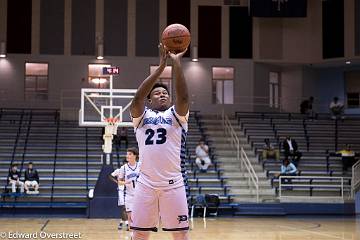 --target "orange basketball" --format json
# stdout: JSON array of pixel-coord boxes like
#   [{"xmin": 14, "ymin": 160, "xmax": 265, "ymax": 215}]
[{"xmin": 161, "ymin": 24, "xmax": 191, "ymax": 53}]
